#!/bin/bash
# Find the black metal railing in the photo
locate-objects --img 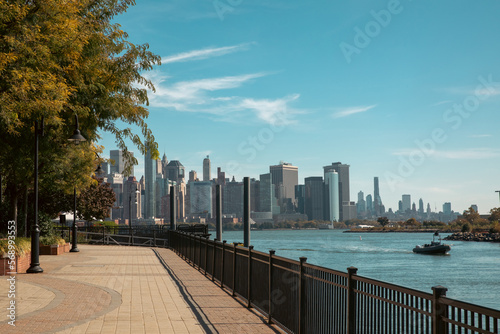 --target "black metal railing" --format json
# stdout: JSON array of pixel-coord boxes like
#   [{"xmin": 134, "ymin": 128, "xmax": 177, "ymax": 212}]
[{"xmin": 169, "ymin": 230, "xmax": 500, "ymax": 334}]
